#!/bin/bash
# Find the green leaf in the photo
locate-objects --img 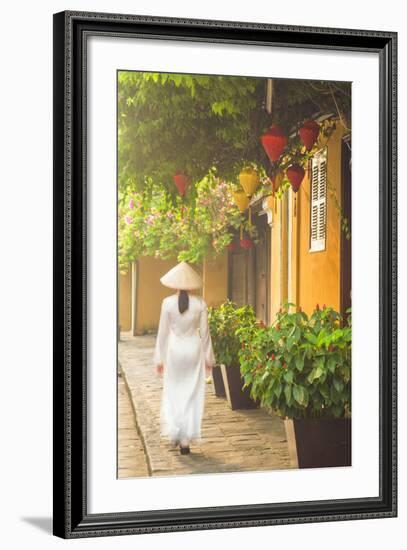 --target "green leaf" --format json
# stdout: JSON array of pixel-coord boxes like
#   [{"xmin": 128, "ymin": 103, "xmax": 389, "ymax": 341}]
[
  {"xmin": 284, "ymin": 384, "xmax": 292, "ymax": 405},
  {"xmin": 283, "ymin": 369, "xmax": 294, "ymax": 383},
  {"xmin": 293, "ymin": 385, "xmax": 305, "ymax": 405},
  {"xmin": 307, "ymin": 365, "xmax": 324, "ymax": 383},
  {"xmin": 330, "ymin": 384, "xmax": 340, "ymax": 404},
  {"xmin": 304, "ymin": 333, "xmax": 317, "ymax": 345},
  {"xmin": 261, "ymin": 370, "xmax": 270, "ymax": 382},
  {"xmin": 274, "ymin": 381, "xmax": 282, "ymax": 399},
  {"xmin": 320, "ymin": 383, "xmax": 330, "ymax": 399},
  {"xmin": 295, "ymin": 355, "xmax": 304, "ymax": 371},
  {"xmin": 333, "ymin": 376, "xmax": 344, "ymax": 393},
  {"xmin": 327, "ymin": 357, "xmax": 337, "ymax": 373}
]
